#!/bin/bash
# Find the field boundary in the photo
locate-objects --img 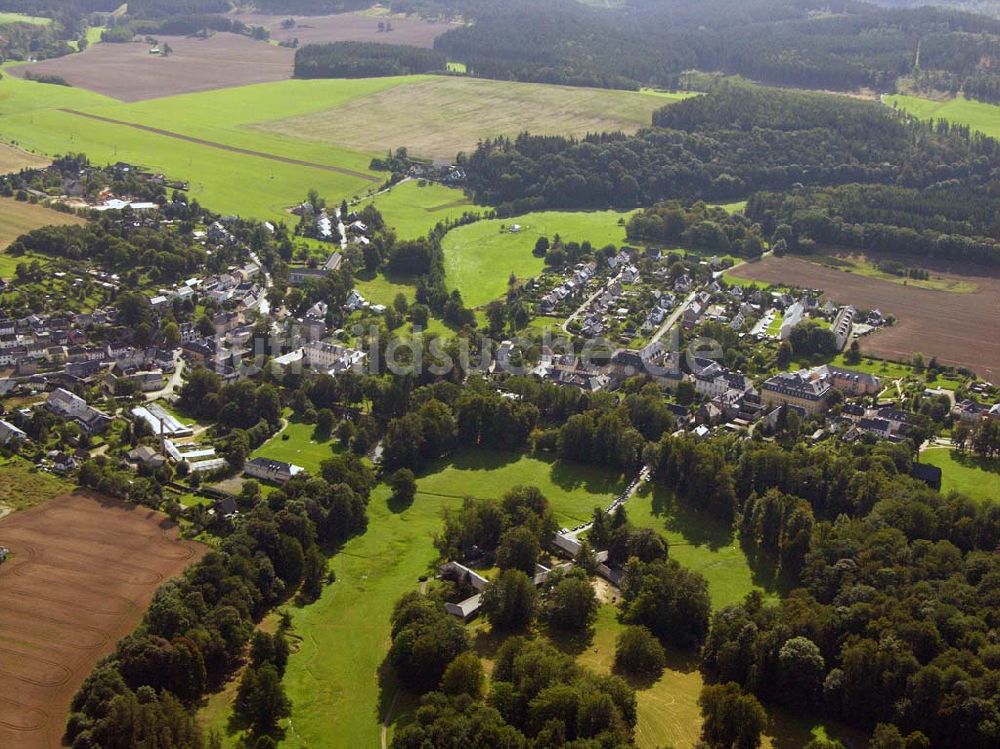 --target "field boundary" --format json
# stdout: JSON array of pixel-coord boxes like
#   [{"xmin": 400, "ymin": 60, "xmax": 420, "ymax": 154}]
[{"xmin": 58, "ymin": 109, "xmax": 380, "ymax": 182}]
